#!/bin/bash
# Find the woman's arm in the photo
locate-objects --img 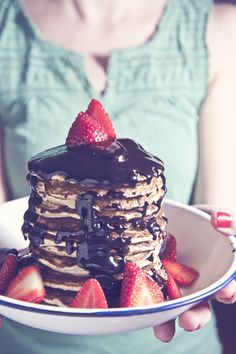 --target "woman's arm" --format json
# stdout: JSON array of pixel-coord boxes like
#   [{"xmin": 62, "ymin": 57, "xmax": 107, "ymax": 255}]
[
  {"xmin": 154, "ymin": 4, "xmax": 236, "ymax": 342},
  {"xmin": 0, "ymin": 123, "xmax": 9, "ymax": 203},
  {"xmin": 194, "ymin": 4, "xmax": 236, "ymax": 211},
  {"xmin": 0, "ymin": 124, "xmax": 8, "ymax": 326}
]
